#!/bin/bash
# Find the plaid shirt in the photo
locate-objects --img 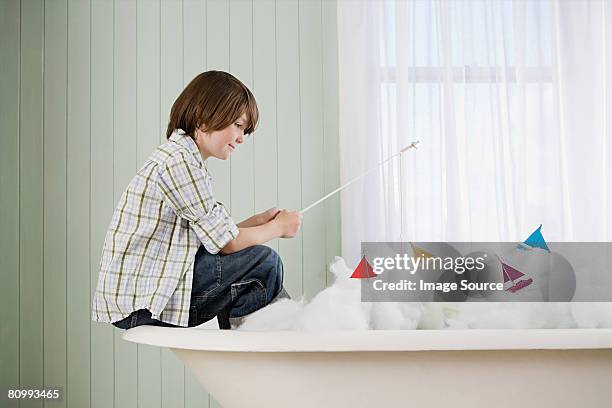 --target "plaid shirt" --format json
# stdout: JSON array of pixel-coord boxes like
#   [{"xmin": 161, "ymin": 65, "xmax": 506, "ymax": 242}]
[{"xmin": 92, "ymin": 129, "xmax": 239, "ymax": 327}]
